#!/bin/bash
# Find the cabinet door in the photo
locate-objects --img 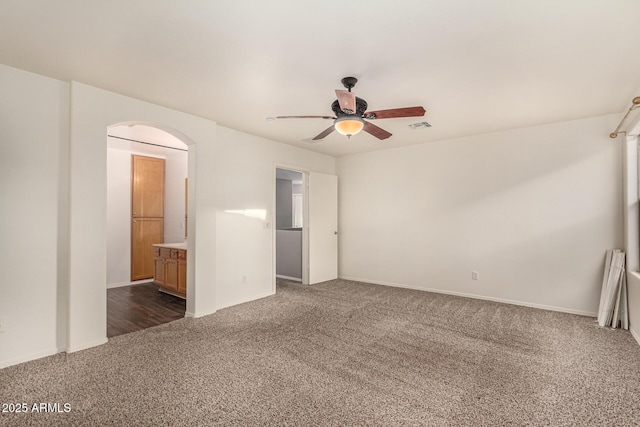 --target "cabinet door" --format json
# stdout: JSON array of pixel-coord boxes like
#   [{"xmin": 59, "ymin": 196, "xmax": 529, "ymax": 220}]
[
  {"xmin": 177, "ymin": 260, "xmax": 187, "ymax": 296},
  {"xmin": 154, "ymin": 257, "xmax": 165, "ymax": 285},
  {"xmin": 165, "ymin": 258, "xmax": 178, "ymax": 292},
  {"xmin": 132, "ymin": 155, "xmax": 165, "ymax": 218},
  {"xmin": 131, "ymin": 218, "xmax": 164, "ymax": 281}
]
